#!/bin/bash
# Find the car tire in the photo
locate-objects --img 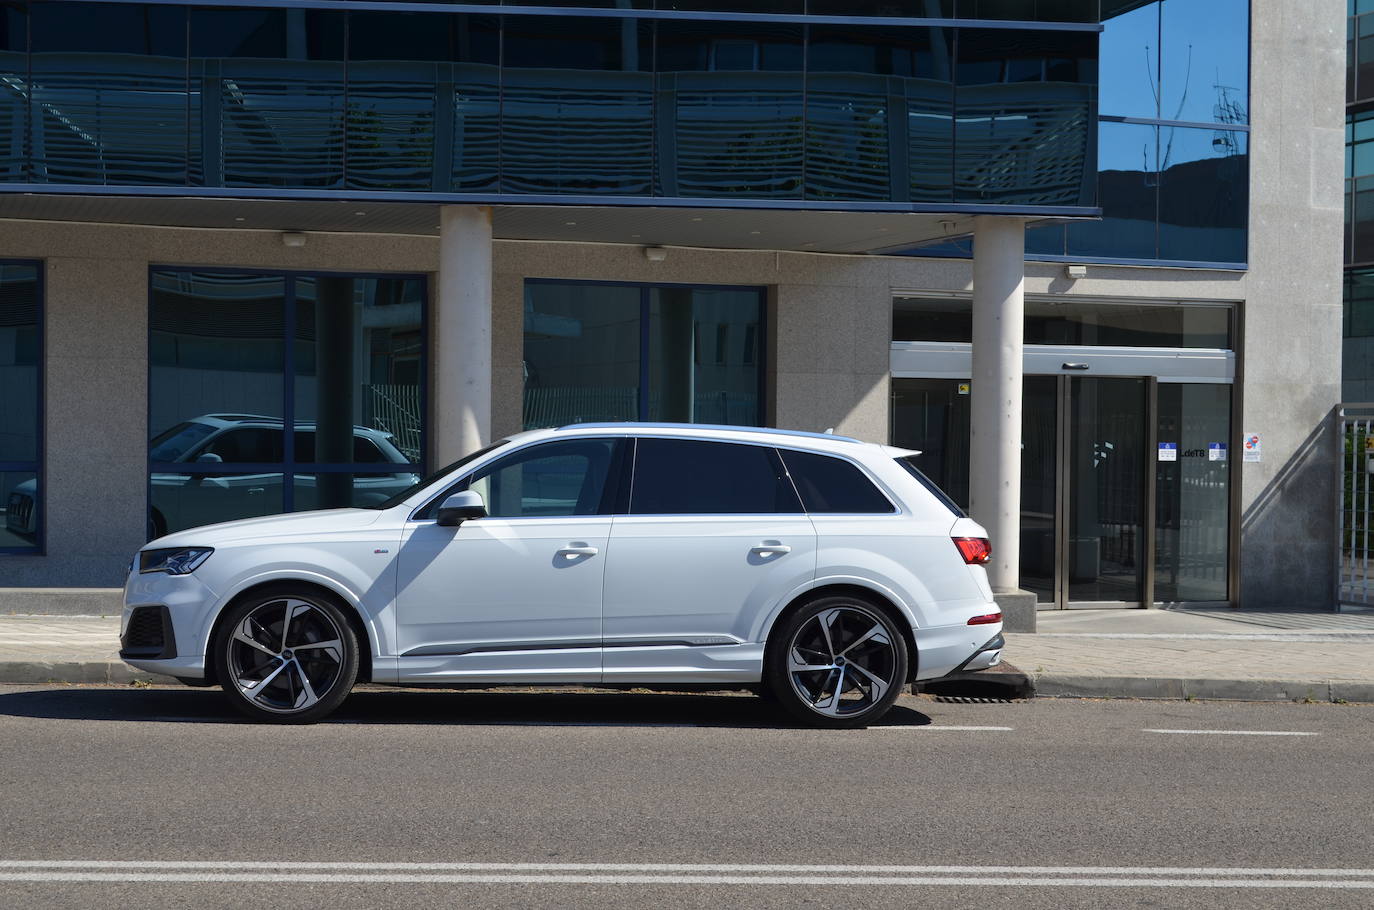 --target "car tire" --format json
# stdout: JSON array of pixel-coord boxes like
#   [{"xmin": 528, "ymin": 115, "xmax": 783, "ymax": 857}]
[
  {"xmin": 764, "ymin": 595, "xmax": 908, "ymax": 729},
  {"xmin": 214, "ymin": 589, "xmax": 359, "ymax": 724}
]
